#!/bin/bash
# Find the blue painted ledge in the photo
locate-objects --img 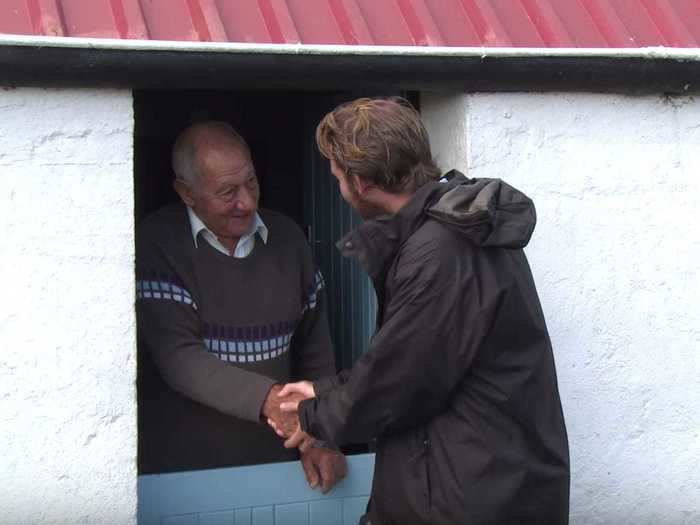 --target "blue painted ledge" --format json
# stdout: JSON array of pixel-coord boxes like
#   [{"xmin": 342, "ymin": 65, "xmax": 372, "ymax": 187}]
[{"xmin": 138, "ymin": 452, "xmax": 375, "ymax": 525}]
